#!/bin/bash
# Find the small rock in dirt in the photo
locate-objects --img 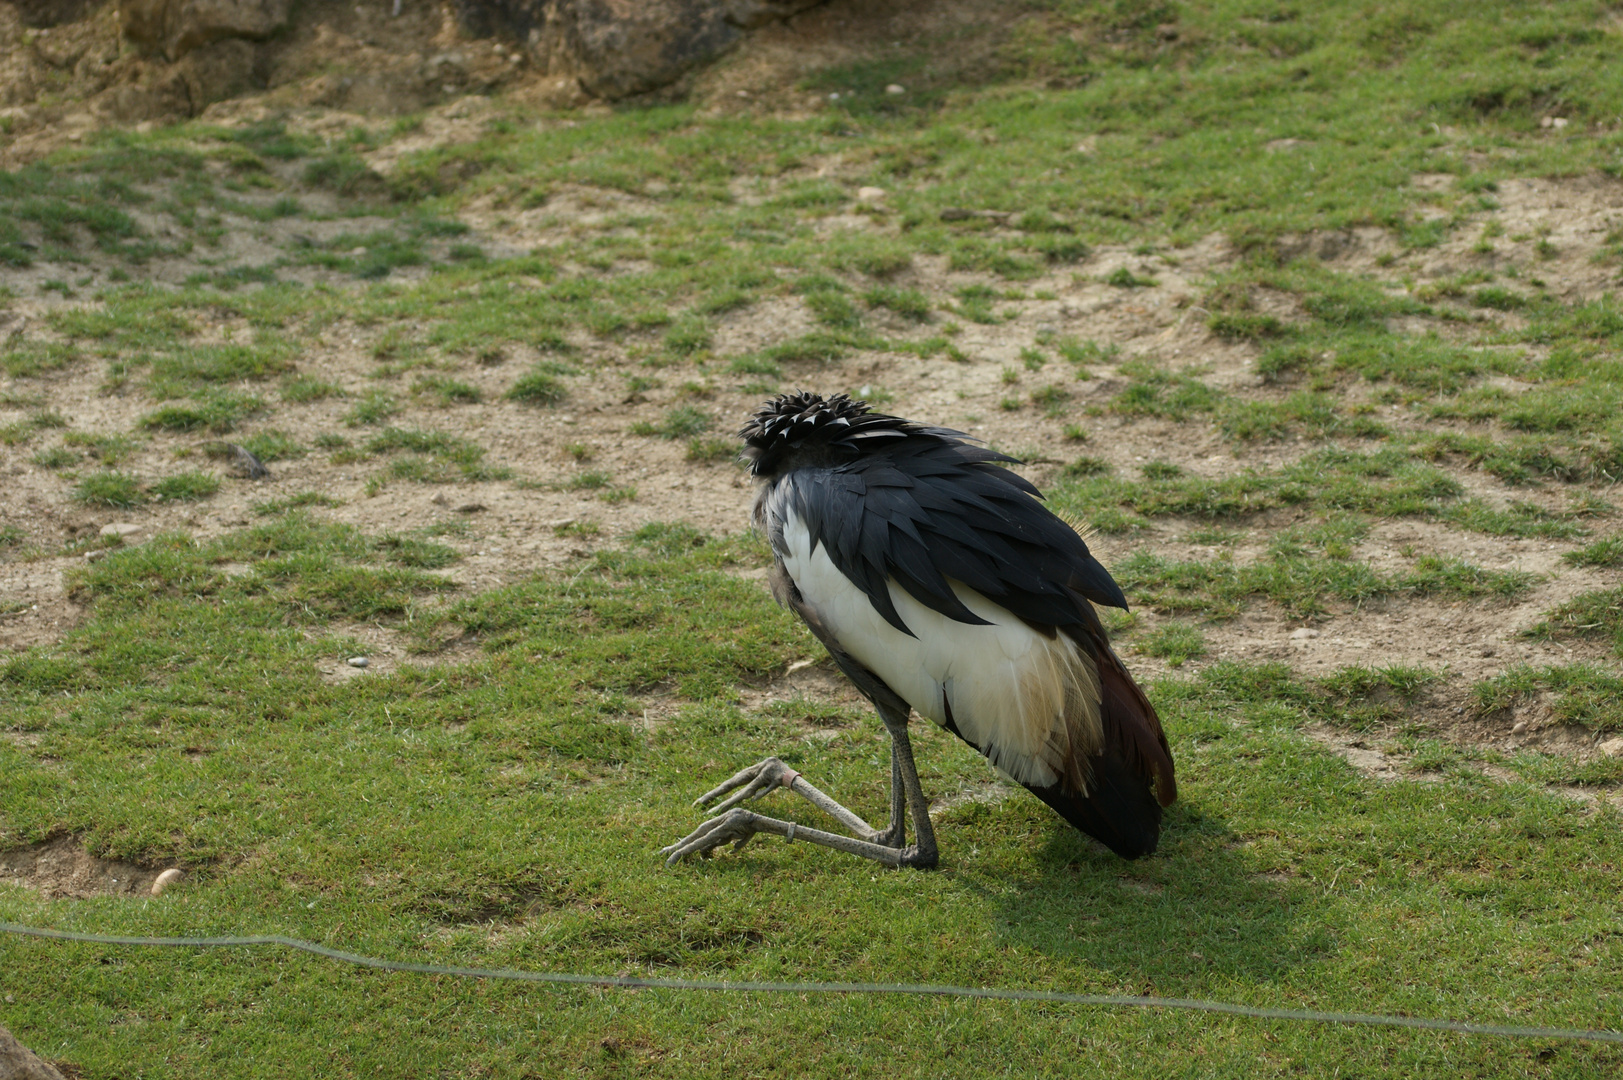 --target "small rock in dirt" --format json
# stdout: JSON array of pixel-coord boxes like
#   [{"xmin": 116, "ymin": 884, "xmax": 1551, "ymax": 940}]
[
  {"xmin": 1289, "ymin": 628, "xmax": 1319, "ymax": 640},
  {"xmin": 346, "ymin": 656, "xmax": 369, "ymax": 668},
  {"xmin": 857, "ymin": 186, "xmax": 887, "ymax": 202},
  {"xmin": 1599, "ymin": 737, "xmax": 1623, "ymax": 758},
  {"xmin": 456, "ymin": 503, "xmax": 487, "ymax": 514},
  {"xmin": 1512, "ymin": 721, "xmax": 1528, "ymax": 735},
  {"xmin": 150, "ymin": 868, "xmax": 184, "ymax": 896},
  {"xmin": 99, "ymin": 523, "xmax": 142, "ymax": 538},
  {"xmin": 885, "ymin": 84, "xmax": 906, "ymax": 95}
]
